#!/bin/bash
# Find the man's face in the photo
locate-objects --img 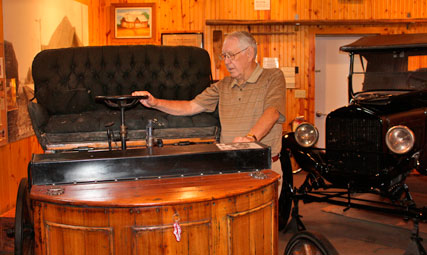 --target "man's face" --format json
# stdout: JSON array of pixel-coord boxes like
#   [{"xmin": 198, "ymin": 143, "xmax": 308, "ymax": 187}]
[{"xmin": 222, "ymin": 37, "xmax": 251, "ymax": 81}]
